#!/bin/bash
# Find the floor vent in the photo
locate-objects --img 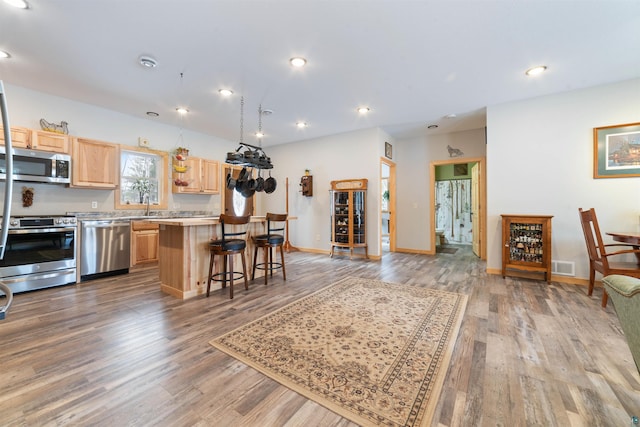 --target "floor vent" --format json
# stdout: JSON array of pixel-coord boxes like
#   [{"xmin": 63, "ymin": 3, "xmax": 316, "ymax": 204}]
[{"xmin": 552, "ymin": 260, "xmax": 575, "ymax": 276}]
